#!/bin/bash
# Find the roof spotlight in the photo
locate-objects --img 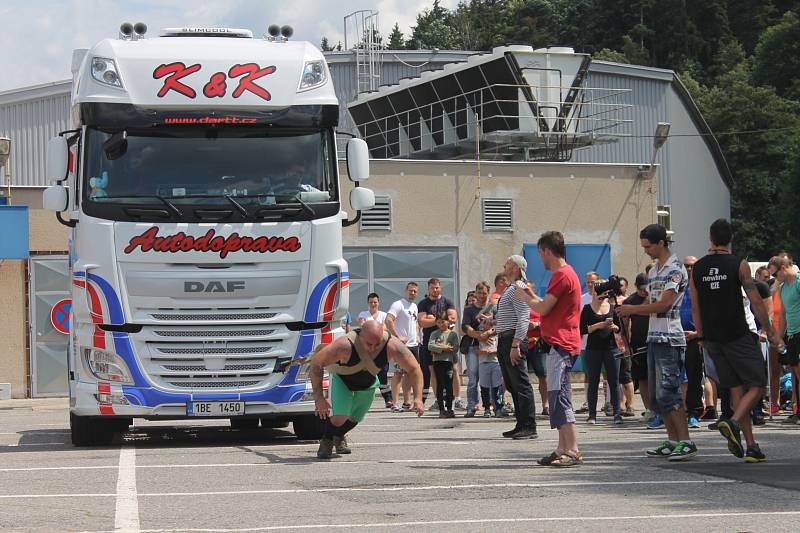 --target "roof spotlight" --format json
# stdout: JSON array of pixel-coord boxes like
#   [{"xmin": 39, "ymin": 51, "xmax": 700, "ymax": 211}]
[
  {"xmin": 268, "ymin": 24, "xmax": 280, "ymax": 37},
  {"xmin": 120, "ymin": 22, "xmax": 133, "ymax": 35},
  {"xmin": 133, "ymin": 22, "xmax": 147, "ymax": 35},
  {"xmin": 280, "ymin": 25, "xmax": 293, "ymax": 38}
]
